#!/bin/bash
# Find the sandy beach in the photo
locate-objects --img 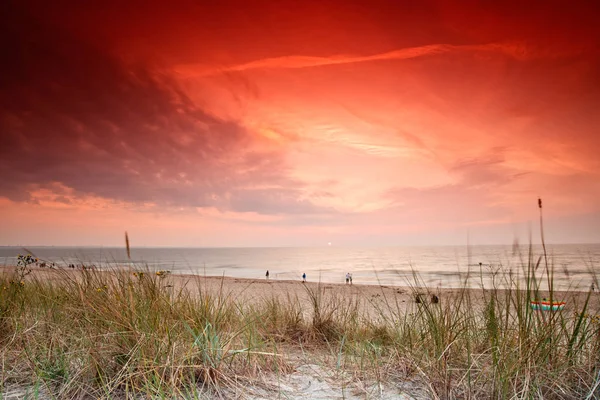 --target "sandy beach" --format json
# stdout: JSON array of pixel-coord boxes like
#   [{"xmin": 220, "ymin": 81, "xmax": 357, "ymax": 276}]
[{"xmin": 3, "ymin": 265, "xmax": 598, "ymax": 317}]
